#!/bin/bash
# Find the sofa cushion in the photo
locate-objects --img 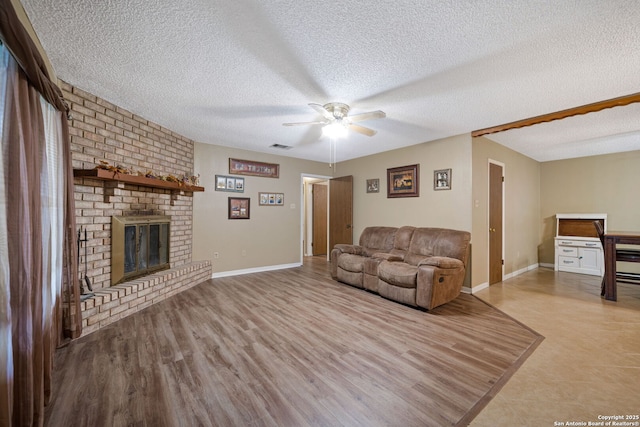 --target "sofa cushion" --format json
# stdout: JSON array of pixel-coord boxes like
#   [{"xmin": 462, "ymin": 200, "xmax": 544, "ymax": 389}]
[
  {"xmin": 395, "ymin": 226, "xmax": 415, "ymax": 249},
  {"xmin": 378, "ymin": 261, "xmax": 417, "ymax": 288},
  {"xmin": 407, "ymin": 228, "xmax": 470, "ymax": 264},
  {"xmin": 358, "ymin": 226, "xmax": 397, "ymax": 253},
  {"xmin": 337, "ymin": 253, "xmax": 365, "ymax": 273}
]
